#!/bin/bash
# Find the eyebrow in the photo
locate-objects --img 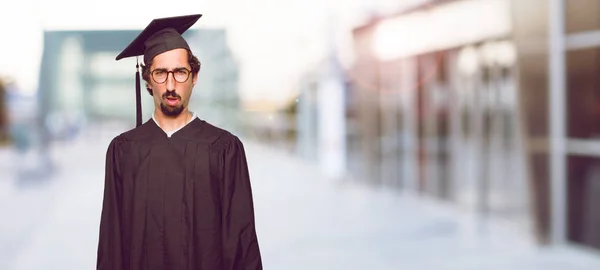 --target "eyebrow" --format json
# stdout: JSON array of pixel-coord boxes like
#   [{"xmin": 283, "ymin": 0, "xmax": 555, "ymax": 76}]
[{"xmin": 153, "ymin": 66, "xmax": 189, "ymax": 71}]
